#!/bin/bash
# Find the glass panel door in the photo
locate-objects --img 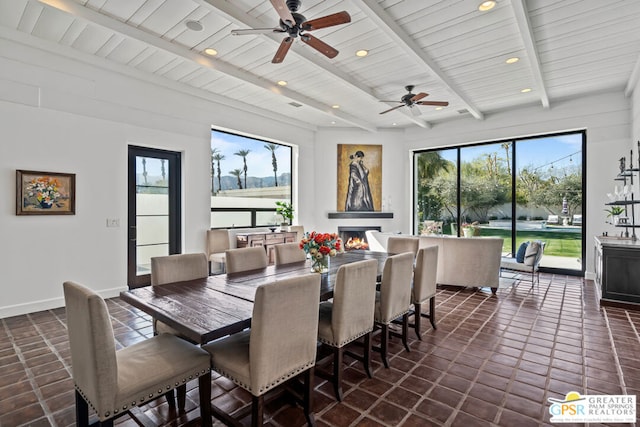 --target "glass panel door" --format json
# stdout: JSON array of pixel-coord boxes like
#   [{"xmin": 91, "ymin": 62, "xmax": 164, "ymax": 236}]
[
  {"xmin": 515, "ymin": 134, "xmax": 584, "ymax": 273},
  {"xmin": 128, "ymin": 146, "xmax": 181, "ymax": 288}
]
